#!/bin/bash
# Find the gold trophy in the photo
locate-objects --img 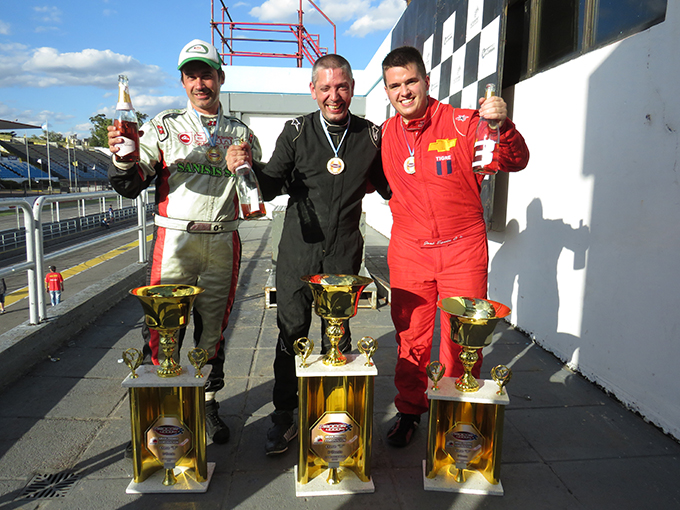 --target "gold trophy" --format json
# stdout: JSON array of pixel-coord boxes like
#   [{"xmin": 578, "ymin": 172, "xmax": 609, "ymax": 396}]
[
  {"xmin": 438, "ymin": 297, "xmax": 511, "ymax": 392},
  {"xmin": 424, "ymin": 297, "xmax": 512, "ymax": 496},
  {"xmin": 130, "ymin": 285, "xmax": 204, "ymax": 377},
  {"xmin": 302, "ymin": 274, "xmax": 373, "ymax": 366},
  {"xmin": 295, "ymin": 274, "xmax": 377, "ymax": 496},
  {"xmin": 122, "ymin": 284, "xmax": 215, "ymax": 493}
]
